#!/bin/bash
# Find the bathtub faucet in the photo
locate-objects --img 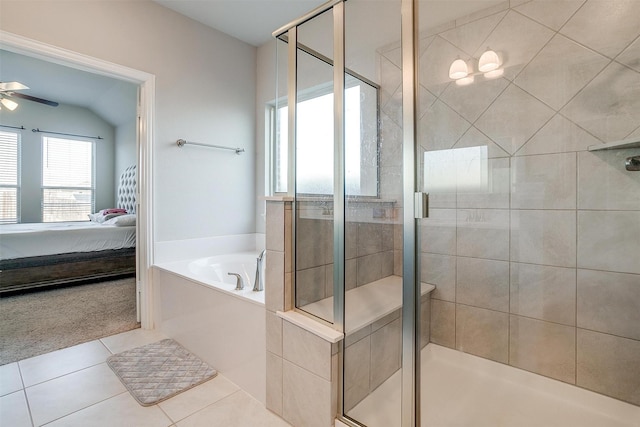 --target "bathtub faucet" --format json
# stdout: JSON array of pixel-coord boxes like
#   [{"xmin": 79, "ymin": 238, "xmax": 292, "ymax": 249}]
[
  {"xmin": 228, "ymin": 272, "xmax": 244, "ymax": 290},
  {"xmin": 253, "ymin": 249, "xmax": 266, "ymax": 292}
]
